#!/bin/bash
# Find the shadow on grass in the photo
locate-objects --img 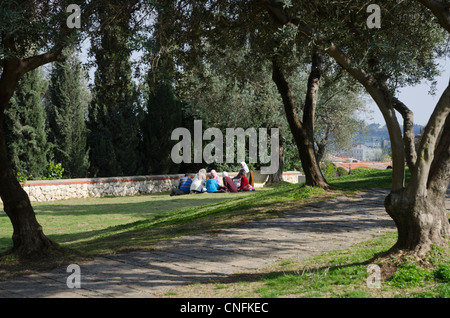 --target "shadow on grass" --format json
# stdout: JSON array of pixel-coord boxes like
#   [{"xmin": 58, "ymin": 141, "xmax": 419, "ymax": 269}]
[
  {"xmin": 52, "ymin": 199, "xmax": 286, "ymax": 255},
  {"xmin": 0, "ymin": 188, "xmax": 285, "ymax": 252},
  {"xmin": 48, "ymin": 189, "xmax": 395, "ymax": 258},
  {"xmin": 0, "ymin": 174, "xmax": 398, "ymax": 259},
  {"xmin": 0, "ymin": 192, "xmax": 256, "ymax": 254},
  {"xmin": 32, "ymin": 194, "xmax": 249, "ymax": 217}
]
